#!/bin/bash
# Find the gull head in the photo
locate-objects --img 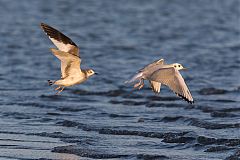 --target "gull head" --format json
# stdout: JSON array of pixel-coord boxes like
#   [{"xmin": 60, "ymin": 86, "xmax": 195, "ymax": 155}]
[
  {"xmin": 86, "ymin": 69, "xmax": 97, "ymax": 77},
  {"xmin": 173, "ymin": 63, "xmax": 187, "ymax": 70}
]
